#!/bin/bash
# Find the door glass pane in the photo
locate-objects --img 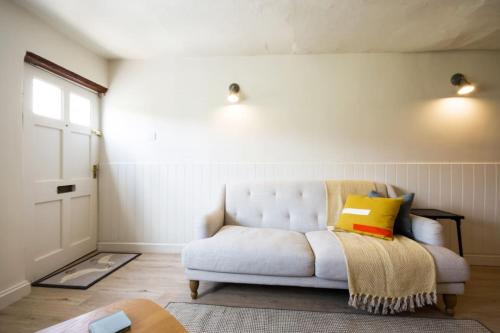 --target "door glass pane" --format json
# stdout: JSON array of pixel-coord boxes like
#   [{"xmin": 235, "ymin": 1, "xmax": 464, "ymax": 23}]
[
  {"xmin": 32, "ymin": 78, "xmax": 62, "ymax": 120},
  {"xmin": 70, "ymin": 93, "xmax": 91, "ymax": 127}
]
